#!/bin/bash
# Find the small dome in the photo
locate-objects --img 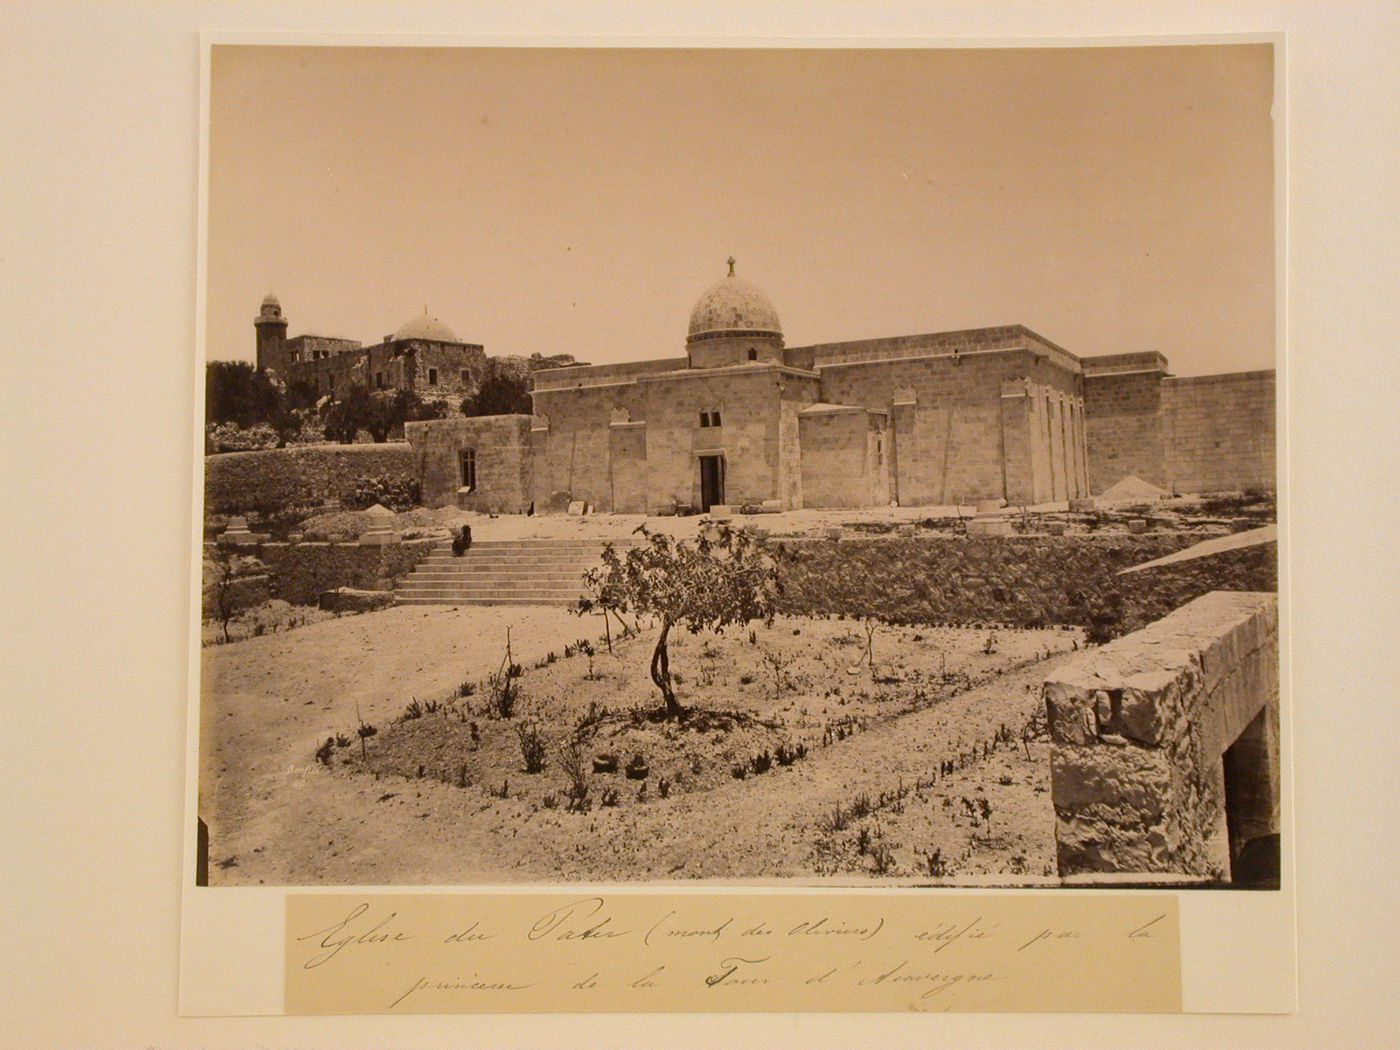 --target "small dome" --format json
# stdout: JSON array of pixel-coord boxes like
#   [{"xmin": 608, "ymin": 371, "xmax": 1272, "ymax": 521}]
[
  {"xmin": 687, "ymin": 259, "xmax": 782, "ymax": 341},
  {"xmin": 393, "ymin": 310, "xmax": 459, "ymax": 343},
  {"xmin": 261, "ymin": 292, "xmax": 280, "ymax": 307}
]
